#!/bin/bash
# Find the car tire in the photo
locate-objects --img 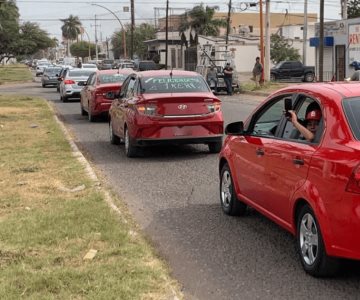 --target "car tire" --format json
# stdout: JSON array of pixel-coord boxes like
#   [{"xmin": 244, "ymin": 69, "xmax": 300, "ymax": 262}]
[
  {"xmin": 80, "ymin": 102, "xmax": 86, "ymax": 116},
  {"xmin": 208, "ymin": 140, "xmax": 222, "ymax": 153},
  {"xmin": 296, "ymin": 205, "xmax": 339, "ymax": 277},
  {"xmin": 109, "ymin": 120, "xmax": 120, "ymax": 145},
  {"xmin": 304, "ymin": 73, "xmax": 315, "ymax": 82},
  {"xmin": 220, "ymin": 163, "xmax": 247, "ymax": 216},
  {"xmin": 124, "ymin": 127, "xmax": 139, "ymax": 158},
  {"xmin": 270, "ymin": 73, "xmax": 276, "ymax": 81},
  {"xmin": 62, "ymin": 95, "xmax": 67, "ymax": 103},
  {"xmin": 42, "ymin": 83, "xmax": 46, "ymax": 88},
  {"xmin": 88, "ymin": 106, "xmax": 95, "ymax": 122}
]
